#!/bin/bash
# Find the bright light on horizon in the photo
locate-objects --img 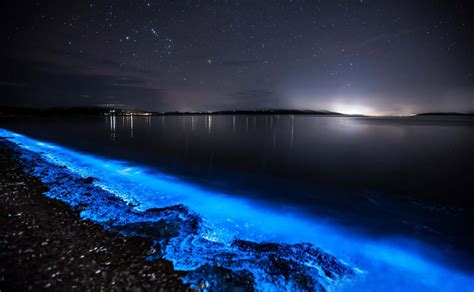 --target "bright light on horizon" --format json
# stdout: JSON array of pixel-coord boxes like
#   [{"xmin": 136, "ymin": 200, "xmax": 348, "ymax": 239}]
[{"xmin": 332, "ymin": 103, "xmax": 378, "ymax": 116}]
